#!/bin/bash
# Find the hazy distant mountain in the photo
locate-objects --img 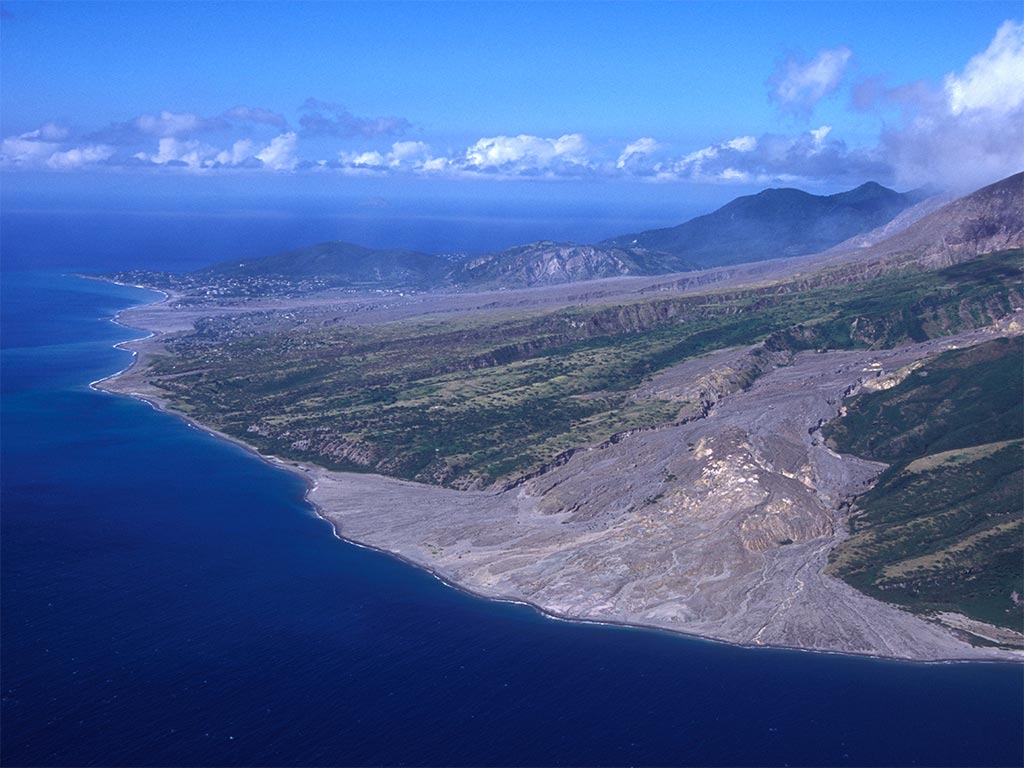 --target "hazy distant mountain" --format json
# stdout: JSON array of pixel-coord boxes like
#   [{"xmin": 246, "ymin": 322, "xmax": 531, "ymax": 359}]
[
  {"xmin": 196, "ymin": 240, "xmax": 447, "ymax": 290},
  {"xmin": 447, "ymin": 241, "xmax": 691, "ymax": 289},
  {"xmin": 196, "ymin": 239, "xmax": 674, "ymax": 291},
  {"xmin": 119, "ymin": 177, "xmax": 1017, "ymax": 295},
  {"xmin": 602, "ymin": 182, "xmax": 928, "ymax": 268},
  {"xmin": 822, "ymin": 194, "xmax": 956, "ymax": 254},
  {"xmin": 186, "ymin": 181, "xmax": 929, "ymax": 291},
  {"xmin": 444, "ymin": 181, "xmax": 929, "ymax": 288}
]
